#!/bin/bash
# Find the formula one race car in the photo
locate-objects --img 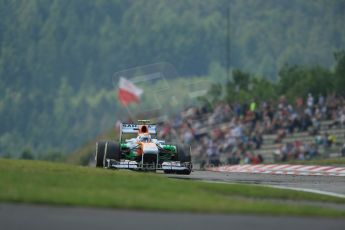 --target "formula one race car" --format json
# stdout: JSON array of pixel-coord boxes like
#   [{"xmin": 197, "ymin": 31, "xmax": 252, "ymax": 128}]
[{"xmin": 95, "ymin": 120, "xmax": 192, "ymax": 174}]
